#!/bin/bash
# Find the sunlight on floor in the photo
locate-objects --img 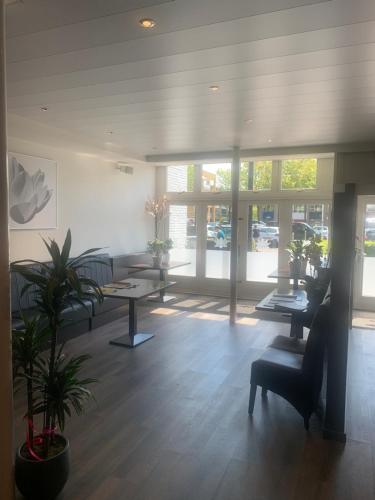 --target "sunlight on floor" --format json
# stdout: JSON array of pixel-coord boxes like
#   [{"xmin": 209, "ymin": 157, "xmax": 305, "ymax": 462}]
[
  {"xmin": 188, "ymin": 312, "xmax": 228, "ymax": 321},
  {"xmin": 236, "ymin": 317, "xmax": 259, "ymax": 326},
  {"xmin": 150, "ymin": 308, "xmax": 183, "ymax": 316}
]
